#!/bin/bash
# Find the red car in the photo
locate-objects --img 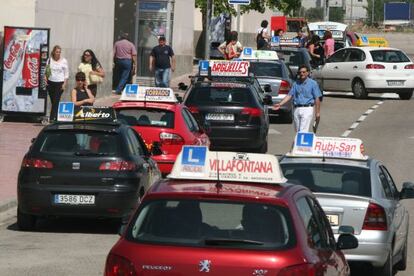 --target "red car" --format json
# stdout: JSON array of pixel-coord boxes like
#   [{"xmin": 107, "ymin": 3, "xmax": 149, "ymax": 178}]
[
  {"xmin": 113, "ymin": 86, "xmax": 210, "ymax": 175},
  {"xmin": 105, "ymin": 147, "xmax": 358, "ymax": 276}
]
